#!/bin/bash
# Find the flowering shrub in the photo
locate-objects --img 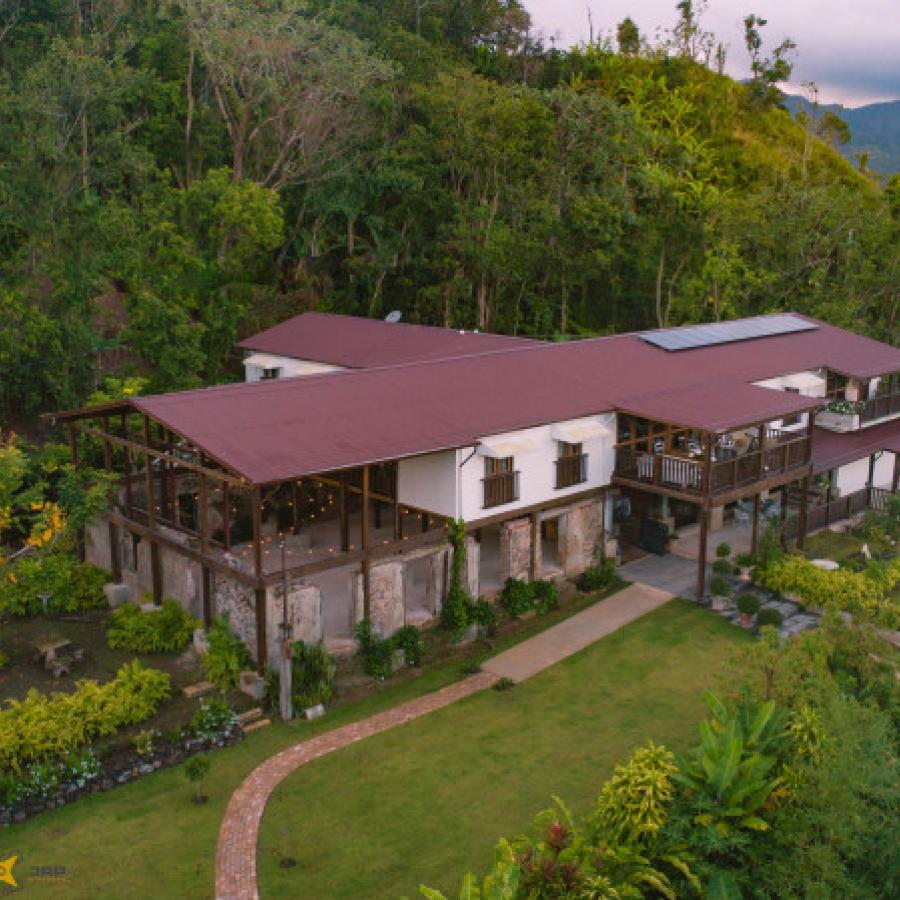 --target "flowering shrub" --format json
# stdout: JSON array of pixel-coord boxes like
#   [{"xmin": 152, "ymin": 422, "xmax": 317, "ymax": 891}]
[
  {"xmin": 756, "ymin": 554, "xmax": 900, "ymax": 628},
  {"xmin": 0, "ymin": 554, "xmax": 108, "ymax": 617},
  {"xmin": 190, "ymin": 697, "xmax": 237, "ymax": 740},
  {"xmin": 0, "ymin": 661, "xmax": 170, "ymax": 773},
  {"xmin": 0, "ymin": 749, "xmax": 100, "ymax": 808},
  {"xmin": 107, "ymin": 599, "xmax": 199, "ymax": 653}
]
